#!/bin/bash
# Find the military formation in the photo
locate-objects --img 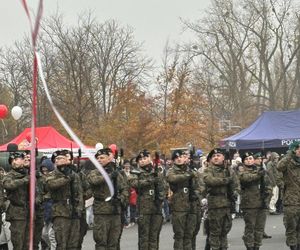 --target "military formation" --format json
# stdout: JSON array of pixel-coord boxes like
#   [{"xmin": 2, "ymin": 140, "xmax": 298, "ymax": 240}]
[{"xmin": 0, "ymin": 140, "xmax": 299, "ymax": 249}]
